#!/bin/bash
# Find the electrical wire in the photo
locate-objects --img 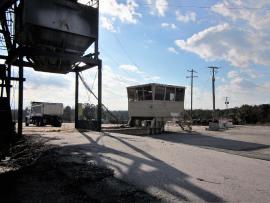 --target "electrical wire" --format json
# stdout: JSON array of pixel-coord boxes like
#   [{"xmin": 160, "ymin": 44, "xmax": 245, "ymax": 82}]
[
  {"xmin": 139, "ymin": 2, "xmax": 270, "ymax": 11},
  {"xmin": 100, "ymin": 47, "xmax": 120, "ymax": 66},
  {"xmin": 112, "ymin": 33, "xmax": 141, "ymax": 69}
]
